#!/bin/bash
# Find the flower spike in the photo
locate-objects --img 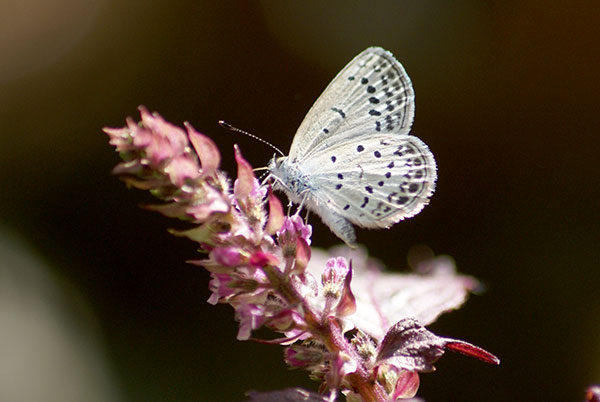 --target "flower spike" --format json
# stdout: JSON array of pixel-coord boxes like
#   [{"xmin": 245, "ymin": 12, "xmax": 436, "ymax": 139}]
[{"xmin": 105, "ymin": 107, "xmax": 499, "ymax": 401}]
